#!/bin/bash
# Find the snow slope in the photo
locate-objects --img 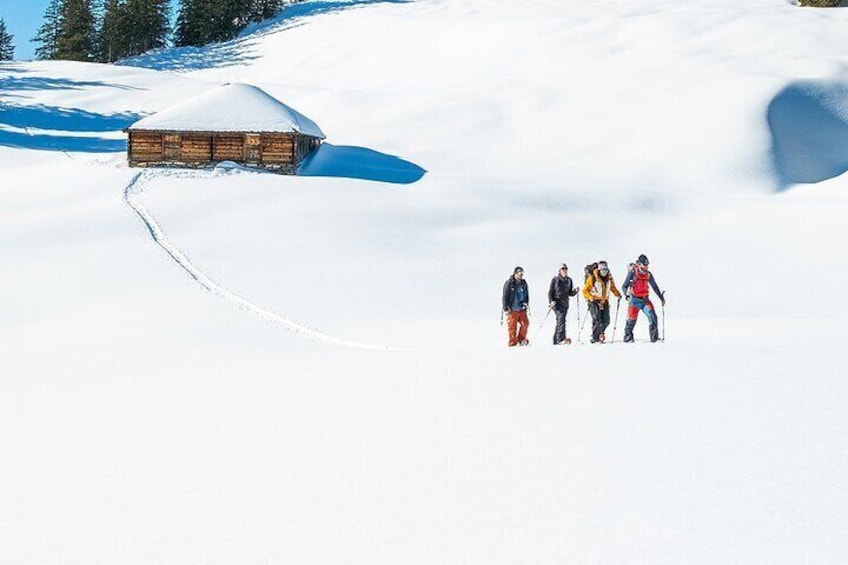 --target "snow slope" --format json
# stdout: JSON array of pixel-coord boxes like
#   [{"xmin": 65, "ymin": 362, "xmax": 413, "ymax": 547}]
[{"xmin": 2, "ymin": 0, "xmax": 848, "ymax": 563}]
